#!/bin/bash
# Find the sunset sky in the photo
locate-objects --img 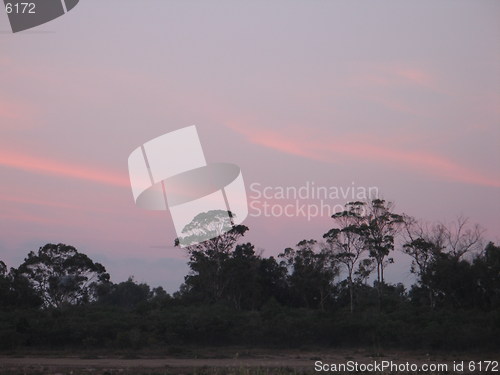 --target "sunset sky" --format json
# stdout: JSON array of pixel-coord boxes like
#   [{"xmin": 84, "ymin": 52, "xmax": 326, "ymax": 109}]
[{"xmin": 1, "ymin": 0, "xmax": 499, "ymax": 291}]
